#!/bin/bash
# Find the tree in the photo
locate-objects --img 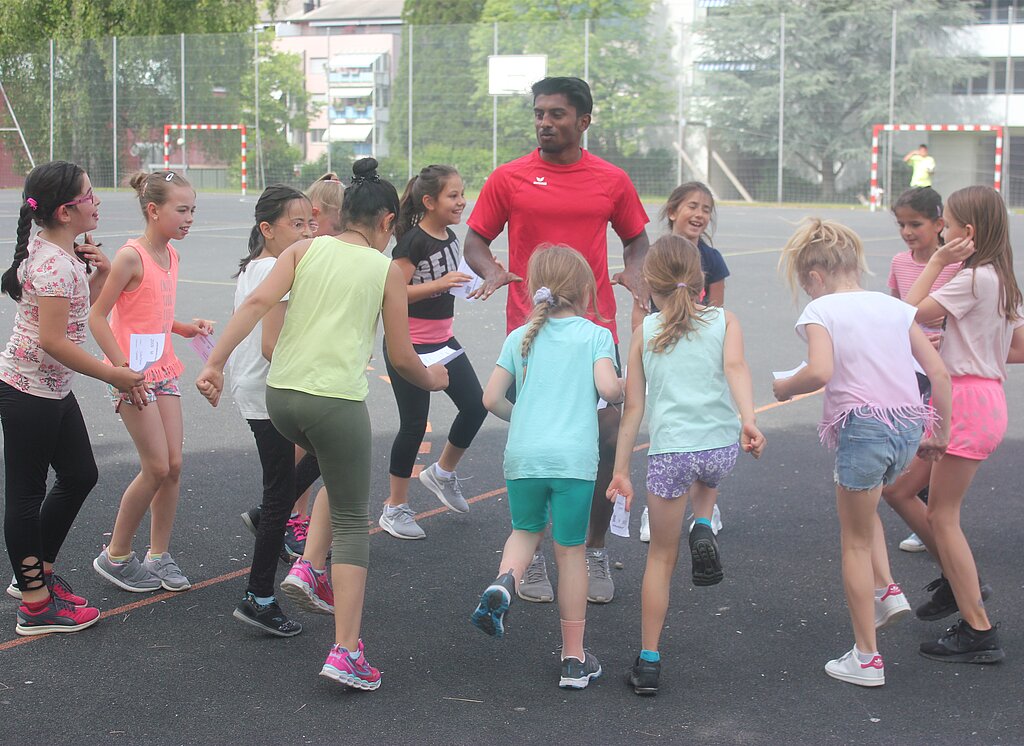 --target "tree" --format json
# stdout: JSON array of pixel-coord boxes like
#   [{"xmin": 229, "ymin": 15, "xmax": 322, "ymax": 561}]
[{"xmin": 693, "ymin": 0, "xmax": 979, "ymax": 200}]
